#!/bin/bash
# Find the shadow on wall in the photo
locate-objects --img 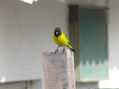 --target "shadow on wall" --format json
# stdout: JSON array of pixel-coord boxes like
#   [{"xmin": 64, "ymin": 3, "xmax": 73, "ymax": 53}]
[
  {"xmin": 76, "ymin": 82, "xmax": 98, "ymax": 89},
  {"xmin": 68, "ymin": 5, "xmax": 108, "ymax": 70}
]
